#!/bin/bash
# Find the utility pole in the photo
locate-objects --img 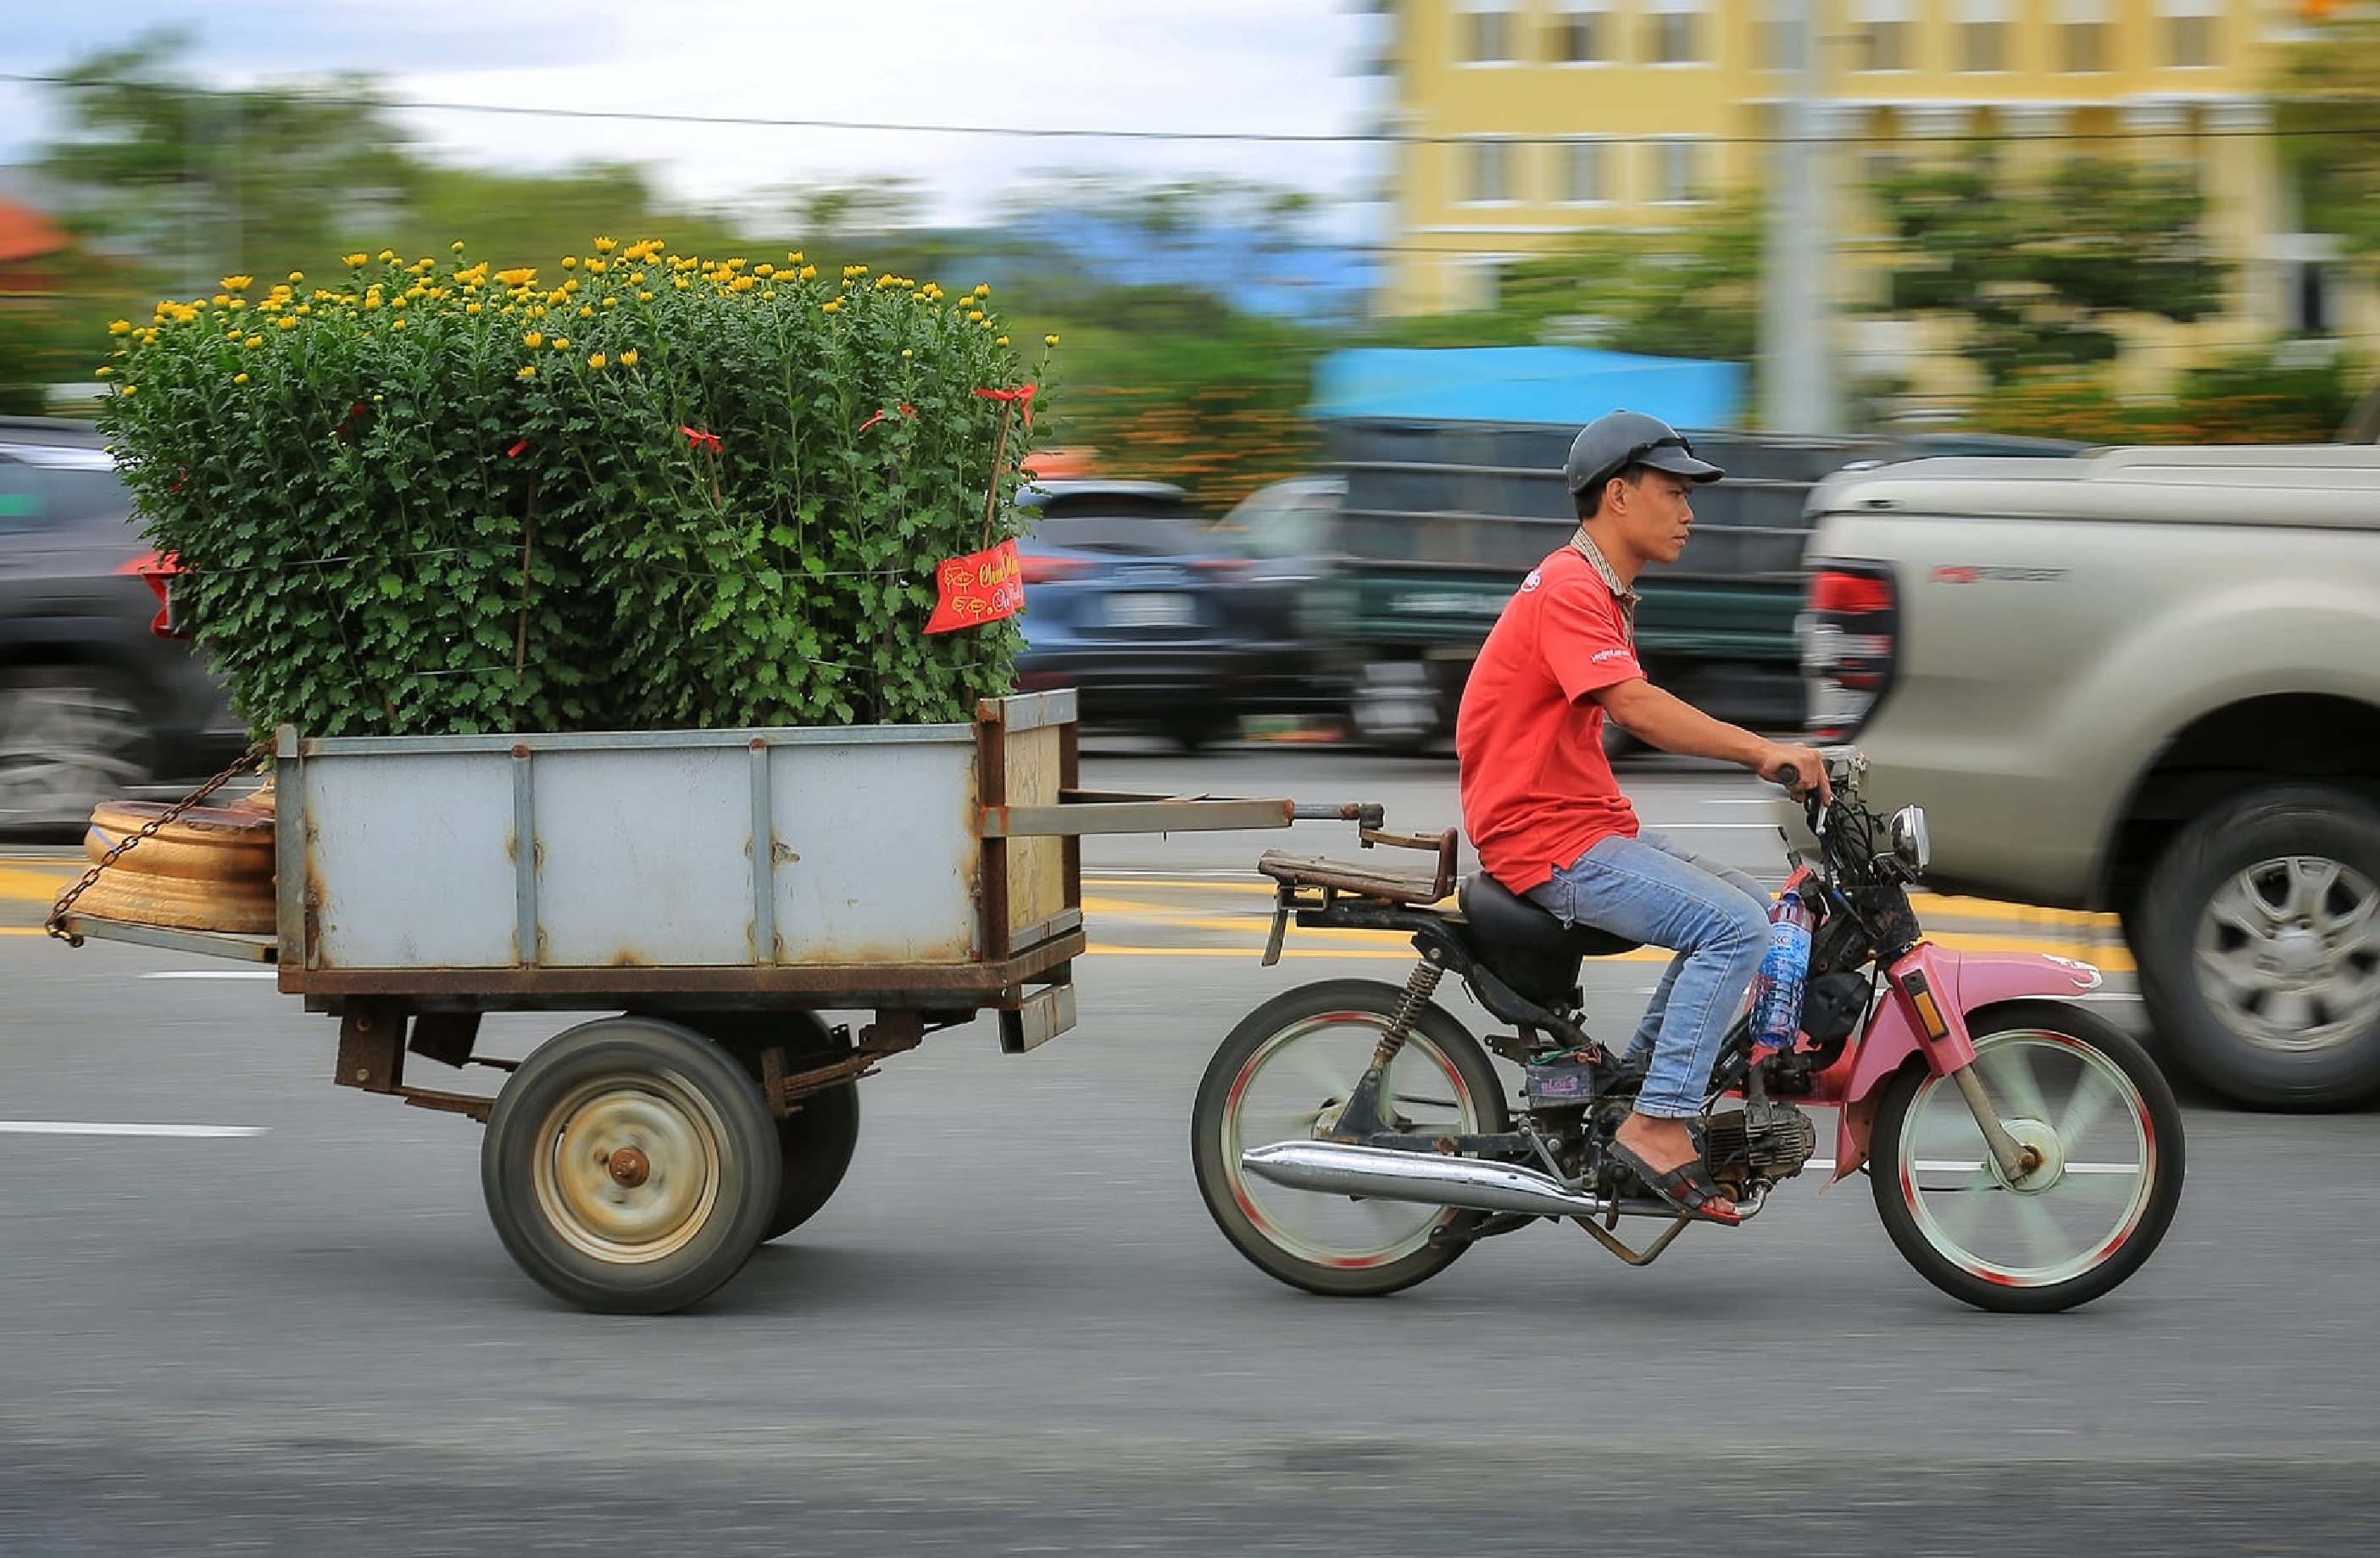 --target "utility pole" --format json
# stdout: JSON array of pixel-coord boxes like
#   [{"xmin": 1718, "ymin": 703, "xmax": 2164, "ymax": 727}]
[{"xmin": 1759, "ymin": 0, "xmax": 1838, "ymax": 433}]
